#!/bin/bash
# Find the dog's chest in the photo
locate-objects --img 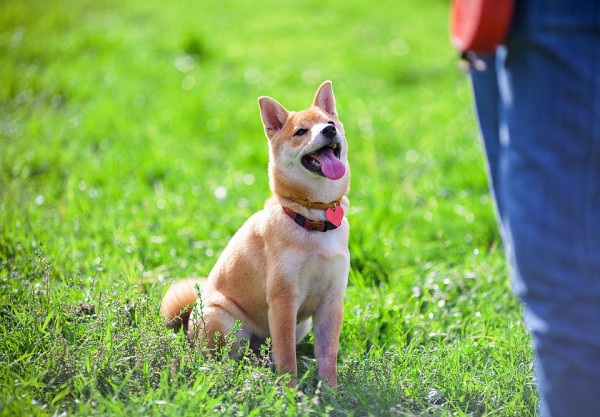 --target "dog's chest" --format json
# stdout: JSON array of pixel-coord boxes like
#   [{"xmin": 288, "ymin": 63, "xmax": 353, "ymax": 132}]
[{"xmin": 295, "ymin": 248, "xmax": 349, "ymax": 320}]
